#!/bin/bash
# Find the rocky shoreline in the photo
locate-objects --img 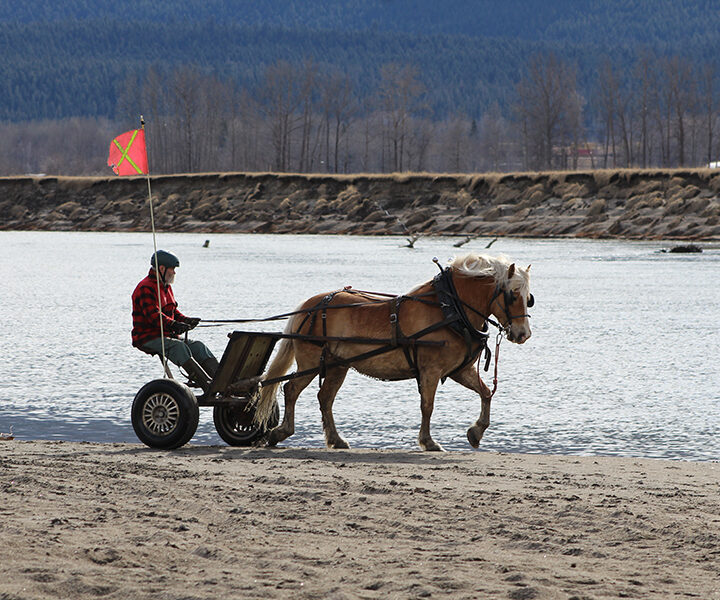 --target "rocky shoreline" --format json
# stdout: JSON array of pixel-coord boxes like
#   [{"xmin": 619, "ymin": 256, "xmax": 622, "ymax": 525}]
[{"xmin": 2, "ymin": 169, "xmax": 720, "ymax": 240}]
